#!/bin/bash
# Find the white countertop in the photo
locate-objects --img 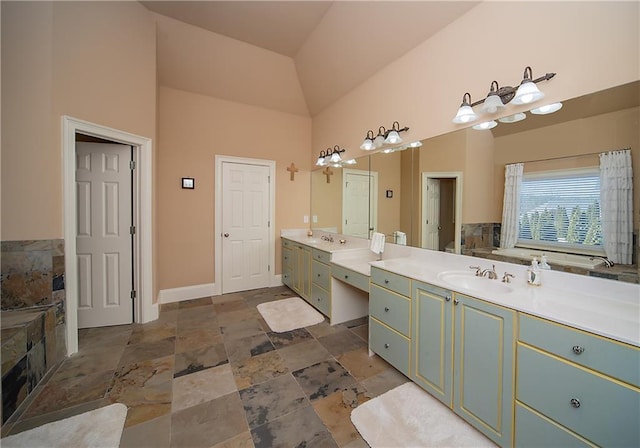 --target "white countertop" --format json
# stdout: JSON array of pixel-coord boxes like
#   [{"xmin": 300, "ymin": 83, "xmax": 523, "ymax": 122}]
[{"xmin": 281, "ymin": 230, "xmax": 640, "ymax": 347}]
